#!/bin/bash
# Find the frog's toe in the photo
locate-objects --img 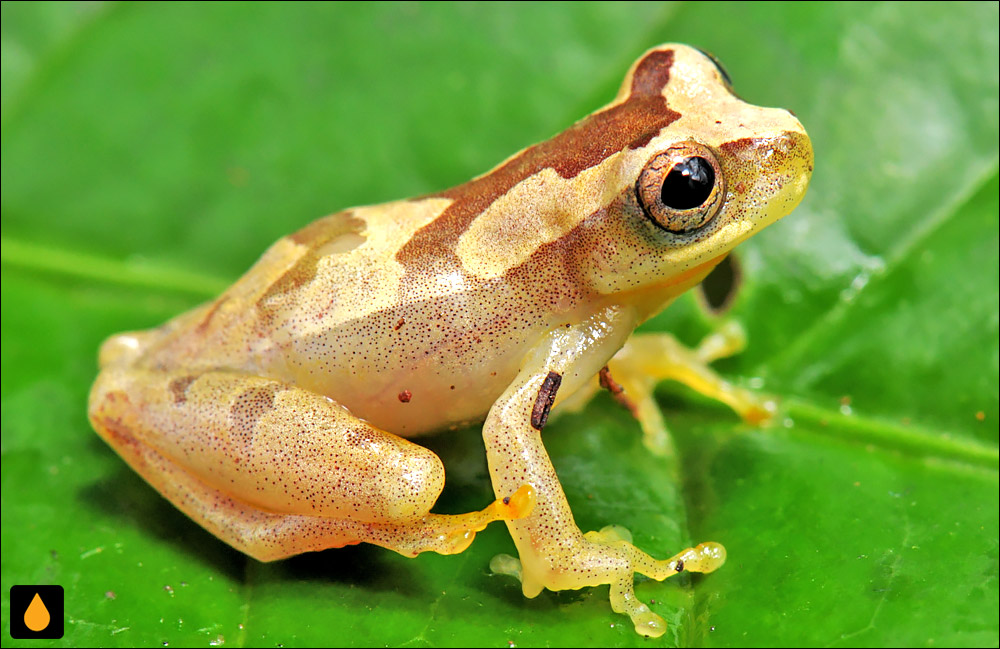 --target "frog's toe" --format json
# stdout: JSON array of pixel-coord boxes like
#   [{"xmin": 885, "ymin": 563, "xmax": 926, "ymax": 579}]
[
  {"xmin": 694, "ymin": 319, "xmax": 748, "ymax": 362},
  {"xmin": 489, "ymin": 553, "xmax": 523, "ymax": 582},
  {"xmin": 609, "ymin": 579, "xmax": 667, "ymax": 637},
  {"xmin": 671, "ymin": 541, "xmax": 727, "ymax": 574},
  {"xmin": 613, "ymin": 540, "xmax": 727, "ymax": 636},
  {"xmin": 584, "ymin": 524, "xmax": 633, "ymax": 544},
  {"xmin": 434, "ymin": 528, "xmax": 477, "ymax": 555},
  {"xmin": 497, "ymin": 484, "xmax": 536, "ymax": 520},
  {"xmin": 424, "ymin": 485, "xmax": 536, "ymax": 556},
  {"xmin": 739, "ymin": 395, "xmax": 778, "ymax": 425}
]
